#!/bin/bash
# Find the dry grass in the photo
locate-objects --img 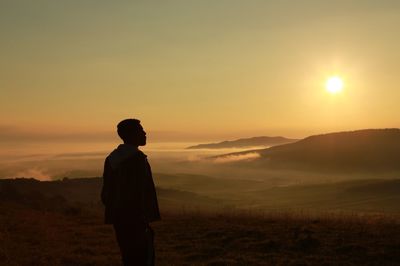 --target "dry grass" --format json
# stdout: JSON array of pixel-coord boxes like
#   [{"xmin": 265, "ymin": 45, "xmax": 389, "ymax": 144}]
[{"xmin": 1, "ymin": 201, "xmax": 400, "ymax": 266}]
